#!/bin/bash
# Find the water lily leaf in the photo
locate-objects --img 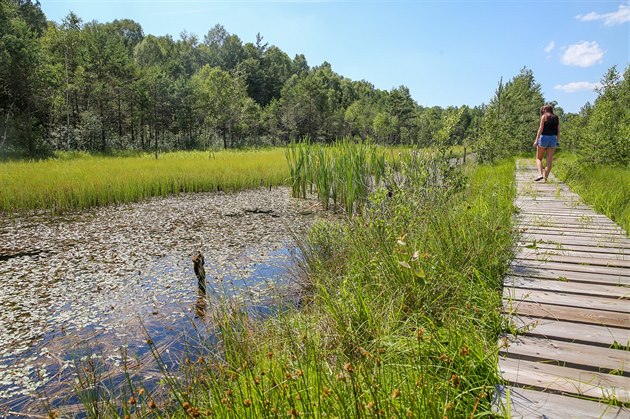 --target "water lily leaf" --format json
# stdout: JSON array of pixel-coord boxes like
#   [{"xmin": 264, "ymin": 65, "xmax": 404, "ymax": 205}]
[{"xmin": 398, "ymin": 261, "xmax": 411, "ymax": 269}]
